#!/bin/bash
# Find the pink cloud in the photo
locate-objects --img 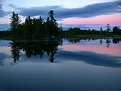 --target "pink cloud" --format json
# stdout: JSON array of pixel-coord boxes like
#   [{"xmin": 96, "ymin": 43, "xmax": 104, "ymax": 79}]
[
  {"xmin": 60, "ymin": 14, "xmax": 121, "ymax": 25},
  {"xmin": 0, "ymin": 16, "xmax": 10, "ymax": 24}
]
